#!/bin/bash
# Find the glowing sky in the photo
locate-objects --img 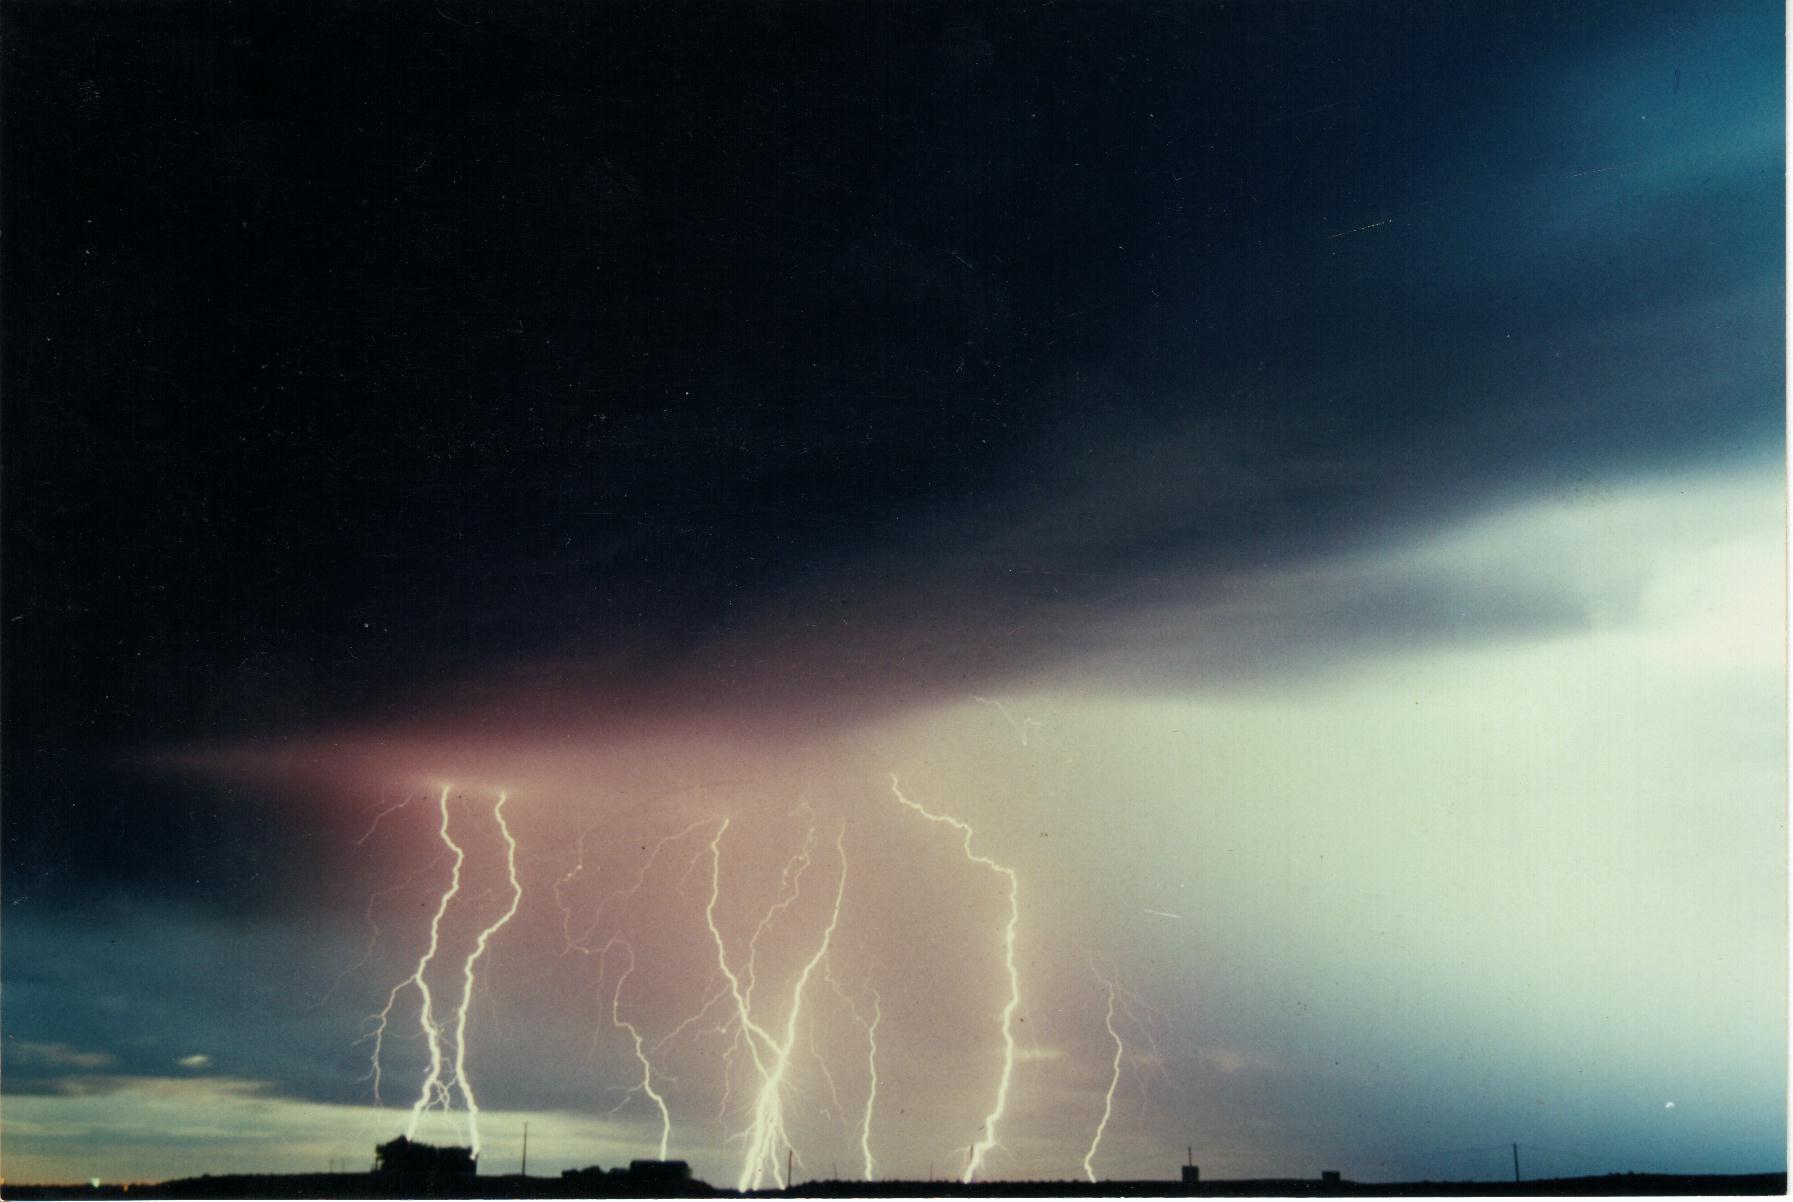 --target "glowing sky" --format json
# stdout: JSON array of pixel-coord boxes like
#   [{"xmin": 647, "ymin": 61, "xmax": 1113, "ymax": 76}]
[{"xmin": 3, "ymin": 0, "xmax": 1784, "ymax": 1188}]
